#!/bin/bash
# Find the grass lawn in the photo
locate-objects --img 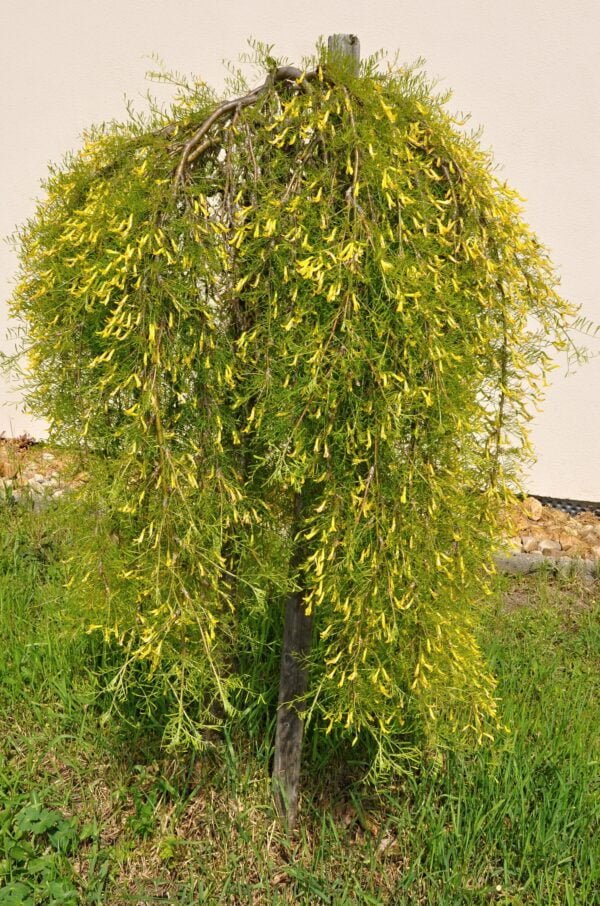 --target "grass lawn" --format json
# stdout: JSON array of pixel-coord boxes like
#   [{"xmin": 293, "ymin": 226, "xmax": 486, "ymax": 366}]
[{"xmin": 0, "ymin": 496, "xmax": 598, "ymax": 905}]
